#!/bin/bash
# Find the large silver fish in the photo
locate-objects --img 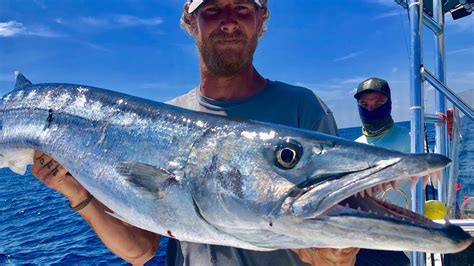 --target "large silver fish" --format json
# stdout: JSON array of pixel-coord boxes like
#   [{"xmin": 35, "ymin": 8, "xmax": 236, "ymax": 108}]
[{"xmin": 0, "ymin": 73, "xmax": 471, "ymax": 253}]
